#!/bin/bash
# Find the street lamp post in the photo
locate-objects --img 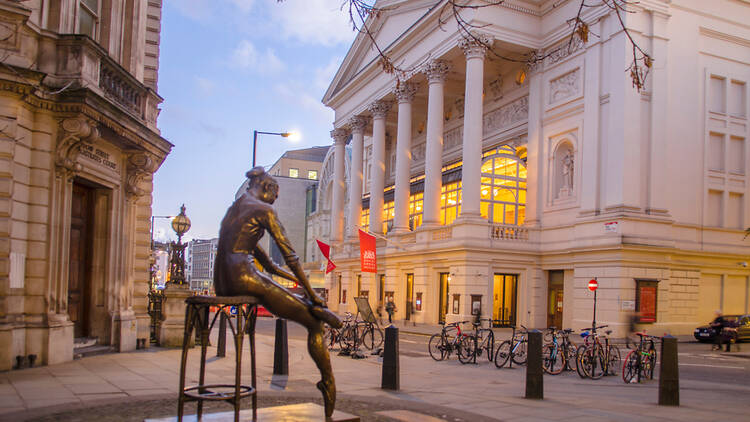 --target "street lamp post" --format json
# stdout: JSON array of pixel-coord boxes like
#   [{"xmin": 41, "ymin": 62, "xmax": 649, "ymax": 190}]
[
  {"xmin": 168, "ymin": 204, "xmax": 191, "ymax": 286},
  {"xmin": 252, "ymin": 130, "xmax": 298, "ymax": 167}
]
